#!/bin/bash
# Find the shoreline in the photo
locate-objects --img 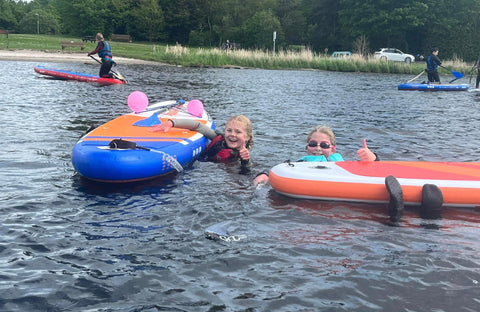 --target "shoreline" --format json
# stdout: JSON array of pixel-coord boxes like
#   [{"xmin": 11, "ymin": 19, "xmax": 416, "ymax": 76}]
[
  {"xmin": 0, "ymin": 48, "xmax": 260, "ymax": 70},
  {"xmin": 0, "ymin": 49, "xmax": 161, "ymax": 65}
]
